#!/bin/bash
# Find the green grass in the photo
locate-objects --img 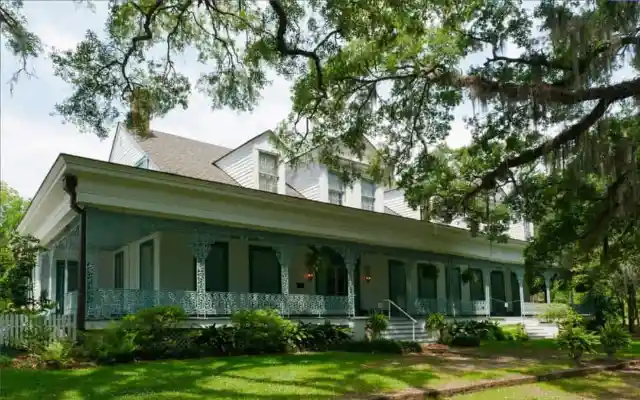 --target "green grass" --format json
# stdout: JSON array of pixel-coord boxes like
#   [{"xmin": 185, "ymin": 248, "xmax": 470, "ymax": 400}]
[
  {"xmin": 451, "ymin": 369, "xmax": 640, "ymax": 399},
  {"xmin": 1, "ymin": 339, "xmax": 638, "ymax": 400}
]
